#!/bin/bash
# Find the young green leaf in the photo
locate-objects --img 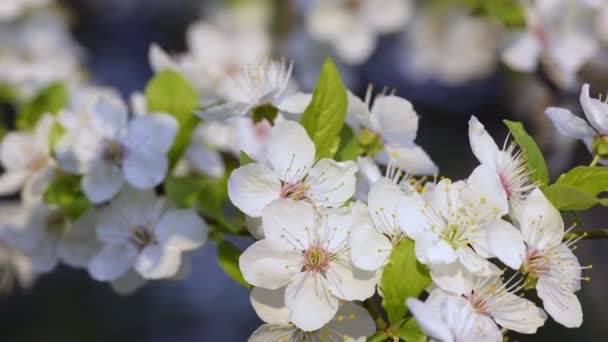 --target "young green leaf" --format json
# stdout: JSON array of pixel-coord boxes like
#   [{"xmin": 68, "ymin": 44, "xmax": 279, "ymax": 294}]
[
  {"xmin": 503, "ymin": 120, "xmax": 549, "ymax": 187},
  {"xmin": 396, "ymin": 317, "xmax": 427, "ymax": 342},
  {"xmin": 483, "ymin": 0, "xmax": 525, "ymax": 27},
  {"xmin": 543, "ymin": 184, "xmax": 599, "ymax": 211},
  {"xmin": 366, "ymin": 331, "xmax": 389, "ymax": 342},
  {"xmin": 239, "ymin": 151, "xmax": 255, "ymax": 166},
  {"xmin": 379, "ymin": 239, "xmax": 432, "ymax": 324},
  {"xmin": 43, "ymin": 174, "xmax": 91, "ymax": 219},
  {"xmin": 300, "ymin": 58, "xmax": 348, "ymax": 160},
  {"xmin": 334, "ymin": 124, "xmax": 361, "ymax": 161},
  {"xmin": 555, "ymin": 166, "xmax": 608, "ymax": 196},
  {"xmin": 145, "ymin": 70, "xmax": 200, "ymax": 169},
  {"xmin": 251, "ymin": 103, "xmax": 279, "ymax": 125},
  {"xmin": 17, "ymin": 82, "xmax": 67, "ymax": 129},
  {"xmin": 217, "ymin": 239, "xmax": 251, "ymax": 288}
]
